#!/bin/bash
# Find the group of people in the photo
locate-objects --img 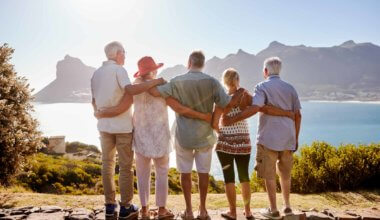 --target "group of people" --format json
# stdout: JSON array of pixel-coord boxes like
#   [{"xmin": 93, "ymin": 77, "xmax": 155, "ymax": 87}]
[{"xmin": 91, "ymin": 41, "xmax": 302, "ymax": 220}]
